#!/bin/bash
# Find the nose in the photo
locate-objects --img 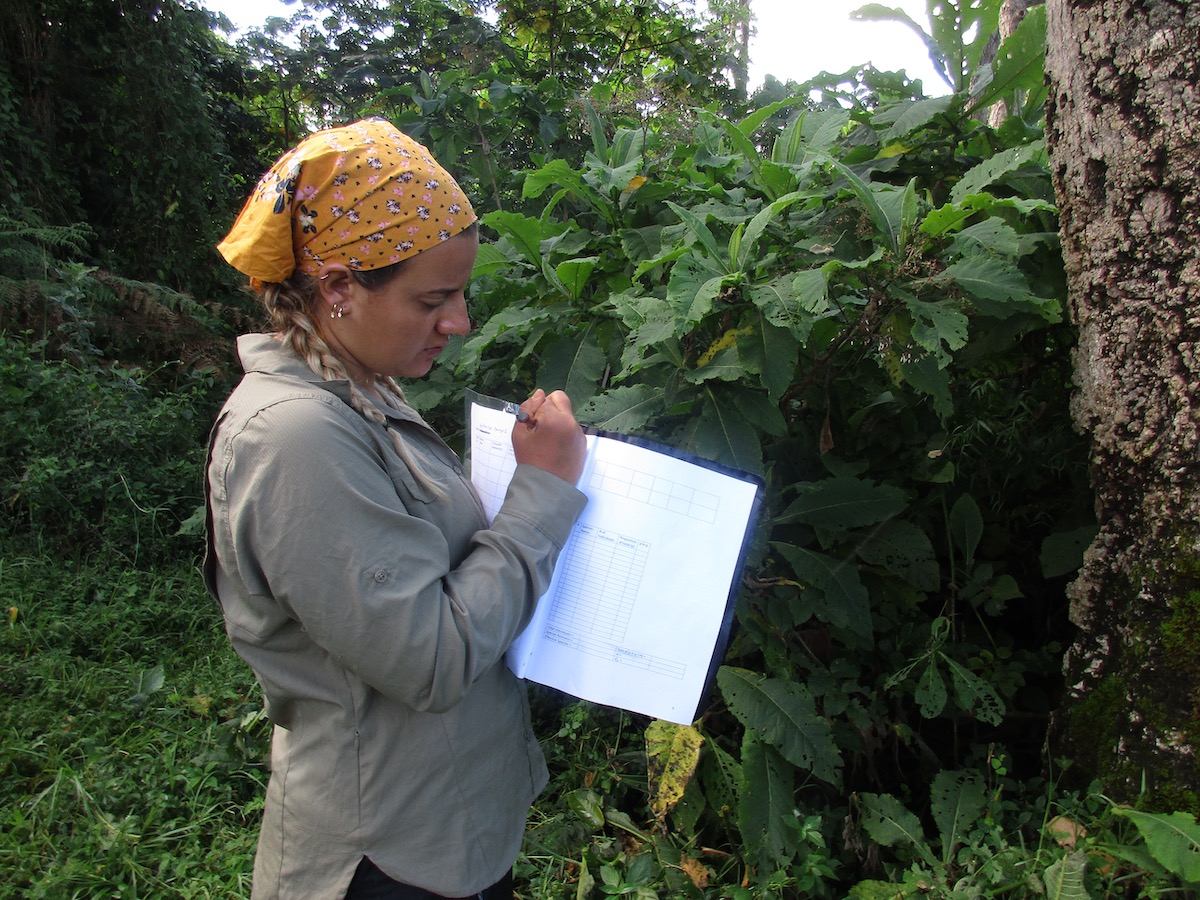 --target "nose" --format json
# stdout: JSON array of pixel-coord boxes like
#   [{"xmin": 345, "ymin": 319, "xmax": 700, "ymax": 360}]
[{"xmin": 438, "ymin": 295, "xmax": 471, "ymax": 336}]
